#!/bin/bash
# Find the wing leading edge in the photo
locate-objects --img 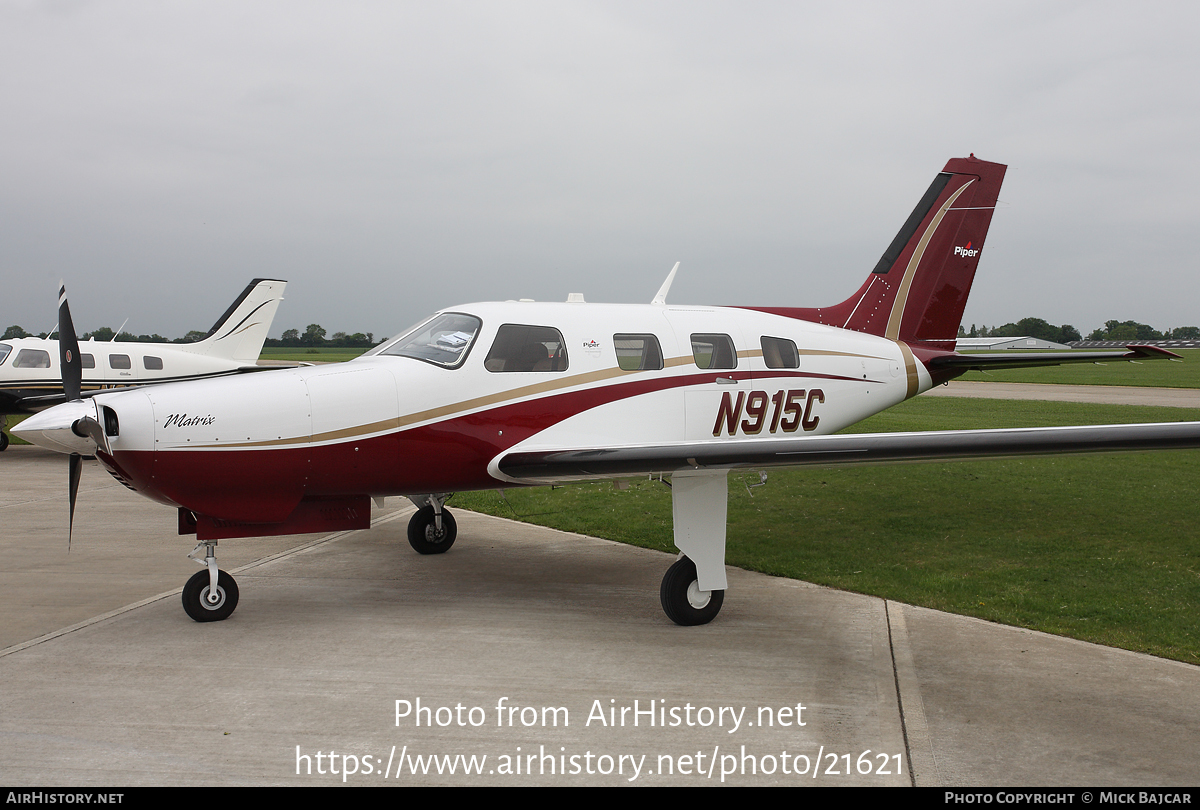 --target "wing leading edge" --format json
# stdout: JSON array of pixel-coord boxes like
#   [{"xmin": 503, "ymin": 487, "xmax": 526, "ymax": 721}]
[{"xmin": 494, "ymin": 421, "xmax": 1200, "ymax": 482}]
